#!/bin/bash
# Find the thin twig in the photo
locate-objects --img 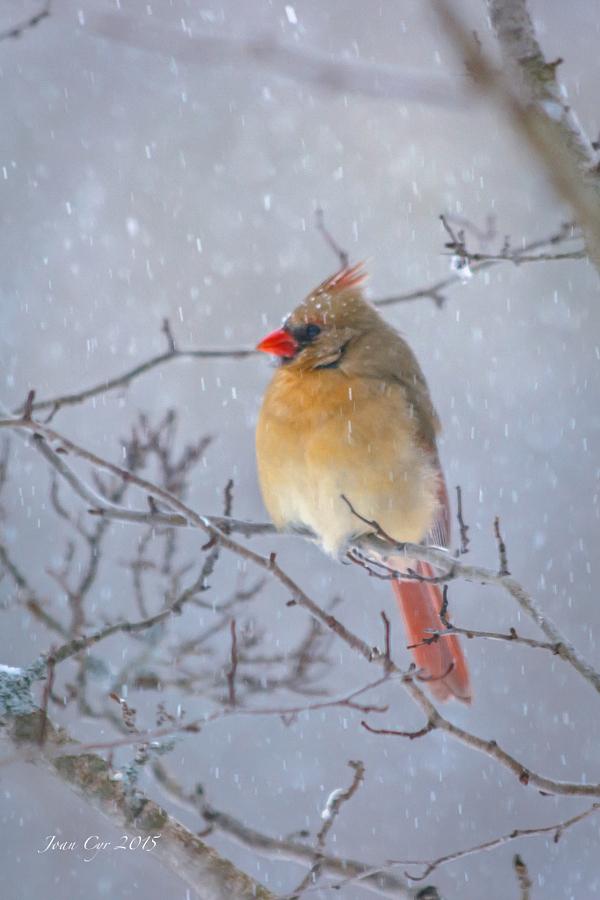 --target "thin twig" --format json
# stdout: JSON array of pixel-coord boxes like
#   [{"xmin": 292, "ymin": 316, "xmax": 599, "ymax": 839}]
[
  {"xmin": 391, "ymin": 676, "xmax": 600, "ymax": 797},
  {"xmin": 380, "ymin": 611, "xmax": 393, "ymax": 674},
  {"xmin": 12, "ymin": 344, "xmax": 255, "ymax": 418},
  {"xmin": 151, "ymin": 762, "xmax": 420, "ymax": 899},
  {"xmin": 227, "ymin": 619, "xmax": 238, "ymax": 707},
  {"xmin": 38, "ymin": 651, "xmax": 56, "ymax": 745},
  {"xmin": 439, "ymin": 213, "xmax": 584, "ymax": 267},
  {"xmin": 445, "ymin": 248, "xmax": 585, "ymax": 264},
  {"xmin": 439, "ymin": 586, "xmax": 450, "ymax": 629},
  {"xmin": 0, "ymin": 542, "xmax": 68, "ymax": 637},
  {"xmin": 326, "ymin": 802, "xmax": 600, "ymax": 889},
  {"xmin": 22, "ymin": 390, "xmax": 35, "ymax": 420},
  {"xmin": 361, "ymin": 719, "xmax": 436, "ymax": 741},
  {"xmin": 513, "ymin": 854, "xmax": 532, "ymax": 900},
  {"xmin": 48, "ymin": 678, "xmax": 391, "ymax": 757},
  {"xmin": 45, "ymin": 606, "xmax": 181, "ymax": 667},
  {"xmin": 374, "ymin": 223, "xmax": 582, "ymax": 307},
  {"xmin": 408, "ymin": 624, "xmax": 566, "ymax": 656},
  {"xmin": 314, "ymin": 209, "xmax": 349, "ymax": 268},
  {"xmin": 288, "ymin": 760, "xmax": 365, "ymax": 898},
  {"xmin": 90, "ymin": 505, "xmax": 274, "ymax": 536},
  {"xmin": 494, "ymin": 515, "xmax": 510, "ymax": 576},
  {"xmin": 161, "ymin": 318, "xmax": 177, "ymax": 353},
  {"xmin": 357, "ymin": 530, "xmax": 600, "ymax": 697},
  {"xmin": 0, "ymin": 0, "xmax": 50, "ymax": 42},
  {"xmin": 455, "ymin": 485, "xmax": 470, "ymax": 555}
]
